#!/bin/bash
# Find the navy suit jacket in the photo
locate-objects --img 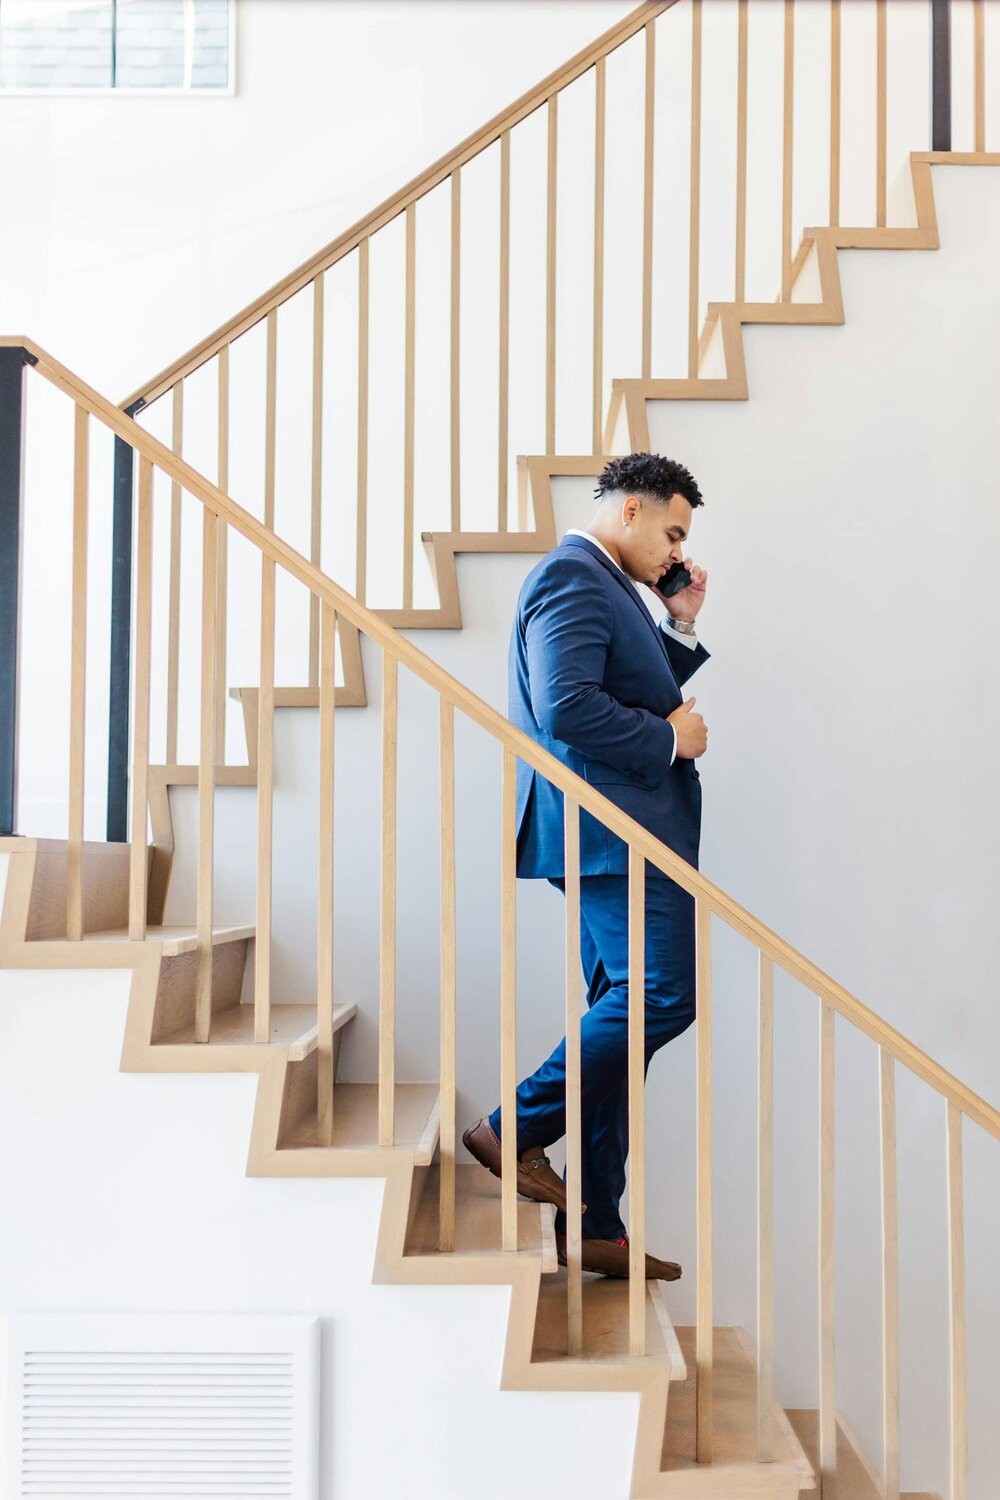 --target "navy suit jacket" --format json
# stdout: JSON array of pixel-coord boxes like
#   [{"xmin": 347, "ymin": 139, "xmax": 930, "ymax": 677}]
[{"xmin": 511, "ymin": 532, "xmax": 710, "ymax": 879}]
